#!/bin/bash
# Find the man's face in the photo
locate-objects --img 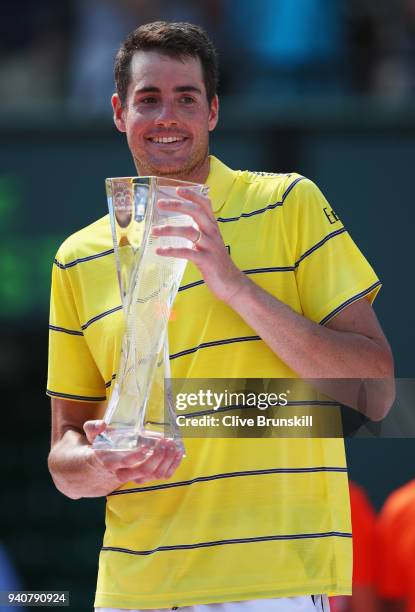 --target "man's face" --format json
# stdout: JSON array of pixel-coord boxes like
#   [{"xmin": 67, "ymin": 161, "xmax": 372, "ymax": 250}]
[{"xmin": 112, "ymin": 51, "xmax": 219, "ymax": 181}]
